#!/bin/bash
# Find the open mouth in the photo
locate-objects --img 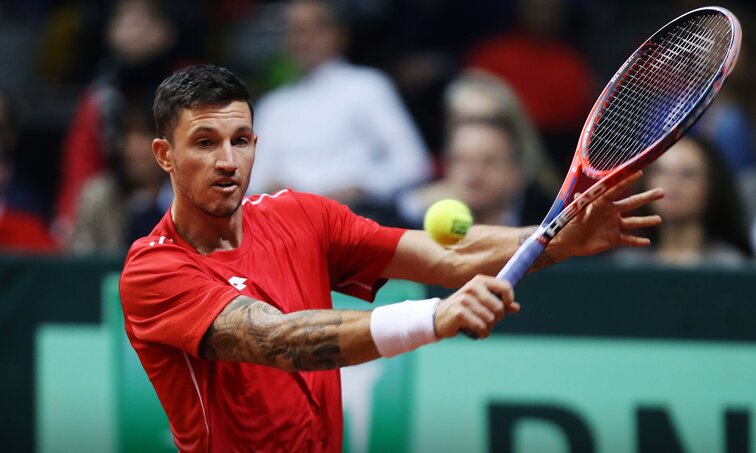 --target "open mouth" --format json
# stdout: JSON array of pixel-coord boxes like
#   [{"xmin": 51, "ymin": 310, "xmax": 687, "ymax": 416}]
[{"xmin": 213, "ymin": 179, "xmax": 240, "ymax": 192}]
